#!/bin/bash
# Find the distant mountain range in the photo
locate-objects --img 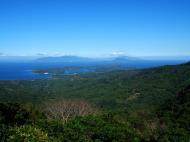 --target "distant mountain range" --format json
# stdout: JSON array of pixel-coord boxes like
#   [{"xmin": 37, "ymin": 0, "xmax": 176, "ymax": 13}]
[
  {"xmin": 37, "ymin": 56, "xmax": 97, "ymax": 63},
  {"xmin": 113, "ymin": 56, "xmax": 141, "ymax": 62},
  {"xmin": 36, "ymin": 55, "xmax": 189, "ymax": 68},
  {"xmin": 36, "ymin": 55, "xmax": 141, "ymax": 63}
]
